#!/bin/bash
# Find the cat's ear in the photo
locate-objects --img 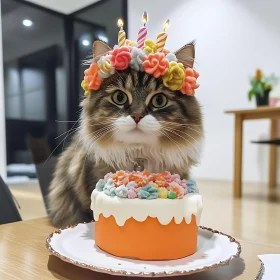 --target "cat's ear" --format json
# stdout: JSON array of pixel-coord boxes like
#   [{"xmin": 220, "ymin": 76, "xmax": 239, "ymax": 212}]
[
  {"xmin": 93, "ymin": 40, "xmax": 111, "ymax": 61},
  {"xmin": 174, "ymin": 41, "xmax": 195, "ymax": 68}
]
